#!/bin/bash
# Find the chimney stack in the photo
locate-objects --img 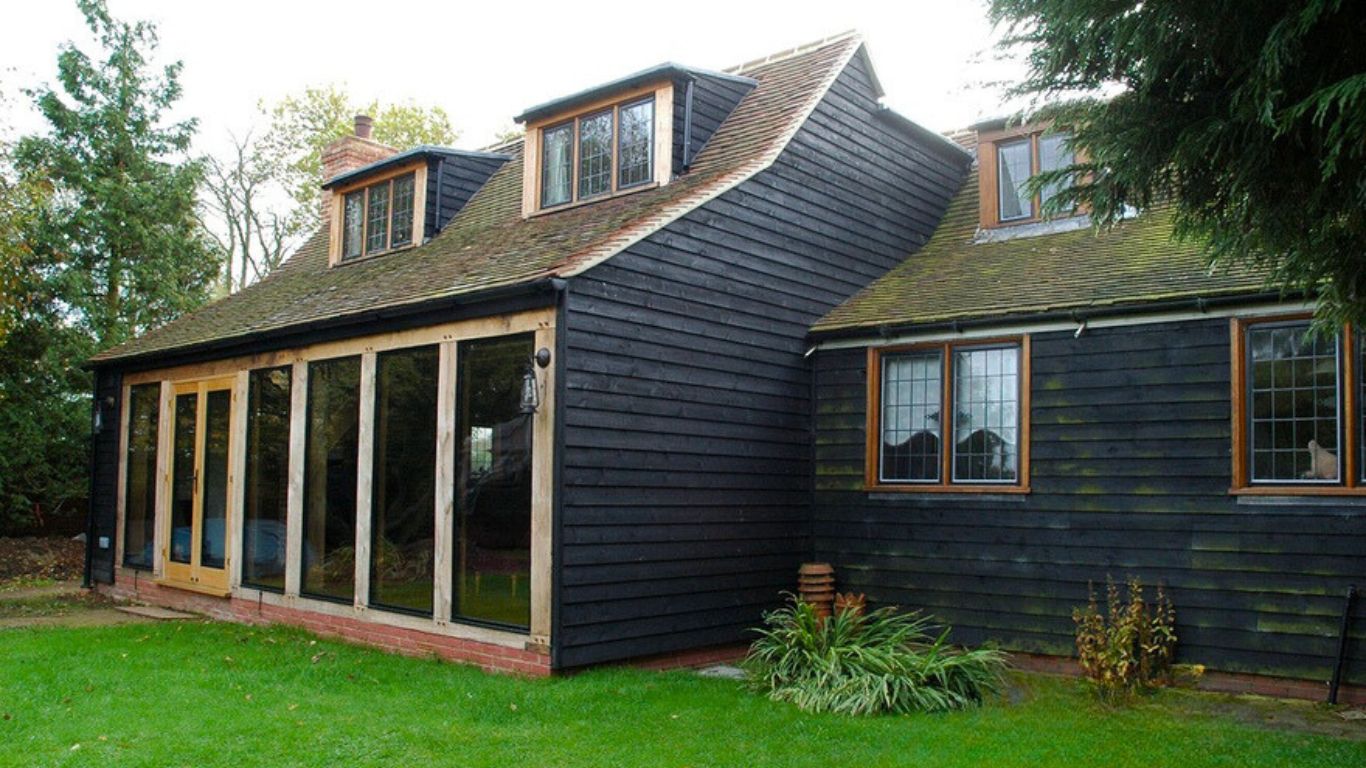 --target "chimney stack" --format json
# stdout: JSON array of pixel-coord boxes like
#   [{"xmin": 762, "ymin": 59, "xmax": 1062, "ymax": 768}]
[
  {"xmin": 353, "ymin": 114, "xmax": 374, "ymax": 140},
  {"xmin": 320, "ymin": 115, "xmax": 397, "ymax": 219}
]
